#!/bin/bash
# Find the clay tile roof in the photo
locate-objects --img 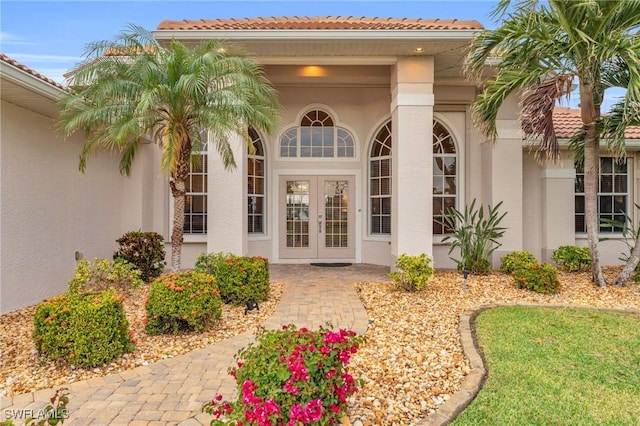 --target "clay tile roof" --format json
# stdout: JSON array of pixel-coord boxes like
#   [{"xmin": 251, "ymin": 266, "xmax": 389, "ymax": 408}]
[
  {"xmin": 554, "ymin": 107, "xmax": 640, "ymax": 139},
  {"xmin": 157, "ymin": 16, "xmax": 484, "ymax": 31},
  {"xmin": 0, "ymin": 53, "xmax": 66, "ymax": 90}
]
